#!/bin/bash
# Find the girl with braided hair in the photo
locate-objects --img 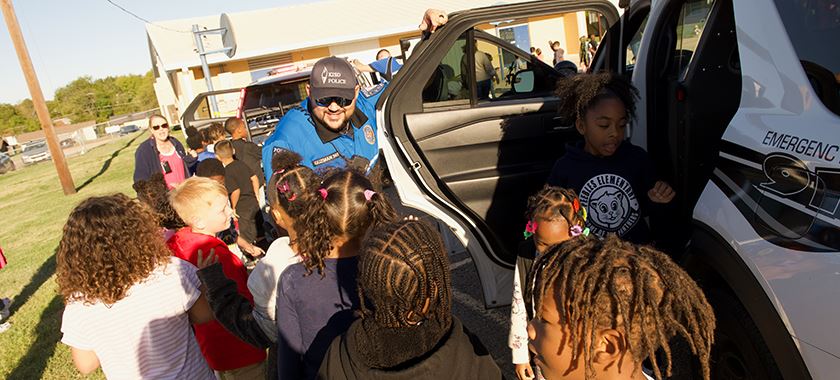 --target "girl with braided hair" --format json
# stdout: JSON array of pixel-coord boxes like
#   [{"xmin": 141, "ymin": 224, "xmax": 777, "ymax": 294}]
[
  {"xmin": 276, "ymin": 169, "xmax": 397, "ymax": 379},
  {"xmin": 510, "ymin": 185, "xmax": 588, "ymax": 380},
  {"xmin": 546, "ymin": 72, "xmax": 674, "ymax": 245},
  {"xmin": 525, "ymin": 235, "xmax": 715, "ymax": 380},
  {"xmin": 196, "ymin": 150, "xmax": 319, "ymax": 347},
  {"xmin": 318, "ymin": 218, "xmax": 501, "ymax": 379}
]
